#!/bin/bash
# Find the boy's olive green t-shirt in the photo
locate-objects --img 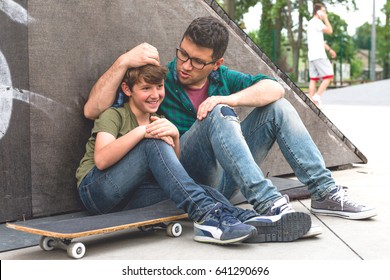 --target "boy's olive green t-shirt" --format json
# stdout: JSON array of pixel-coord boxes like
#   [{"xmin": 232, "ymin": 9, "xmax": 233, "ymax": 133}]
[{"xmin": 76, "ymin": 103, "xmax": 149, "ymax": 187}]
